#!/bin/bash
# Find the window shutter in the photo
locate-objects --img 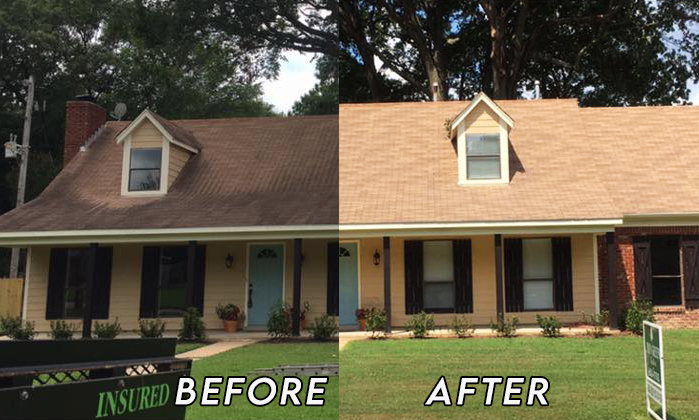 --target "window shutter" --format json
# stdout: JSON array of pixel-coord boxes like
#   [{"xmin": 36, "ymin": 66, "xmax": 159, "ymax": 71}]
[
  {"xmin": 633, "ymin": 237, "xmax": 653, "ymax": 301},
  {"xmin": 139, "ymin": 246, "xmax": 160, "ymax": 318},
  {"xmin": 91, "ymin": 247, "xmax": 113, "ymax": 319},
  {"xmin": 327, "ymin": 242, "xmax": 339, "ymax": 316},
  {"xmin": 46, "ymin": 248, "xmax": 68, "ymax": 320},
  {"xmin": 193, "ymin": 245, "xmax": 207, "ymax": 315},
  {"xmin": 504, "ymin": 238, "xmax": 524, "ymax": 312},
  {"xmin": 681, "ymin": 236, "xmax": 699, "ymax": 308},
  {"xmin": 552, "ymin": 237, "xmax": 574, "ymax": 311},
  {"xmin": 404, "ymin": 240, "xmax": 424, "ymax": 314},
  {"xmin": 453, "ymin": 239, "xmax": 473, "ymax": 313}
]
